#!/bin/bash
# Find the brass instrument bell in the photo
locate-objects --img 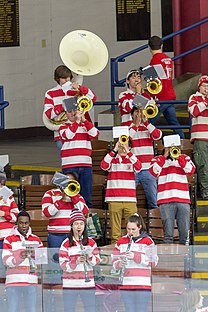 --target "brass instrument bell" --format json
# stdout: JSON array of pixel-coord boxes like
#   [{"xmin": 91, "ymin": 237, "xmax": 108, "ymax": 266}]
[
  {"xmin": 119, "ymin": 135, "xmax": 129, "ymax": 145},
  {"xmin": 143, "ymin": 101, "xmax": 159, "ymax": 119},
  {"xmin": 146, "ymin": 78, "xmax": 162, "ymax": 95},
  {"xmin": 63, "ymin": 180, "xmax": 80, "ymax": 197},
  {"xmin": 170, "ymin": 146, "xmax": 181, "ymax": 159},
  {"xmin": 77, "ymin": 96, "xmax": 93, "ymax": 112}
]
